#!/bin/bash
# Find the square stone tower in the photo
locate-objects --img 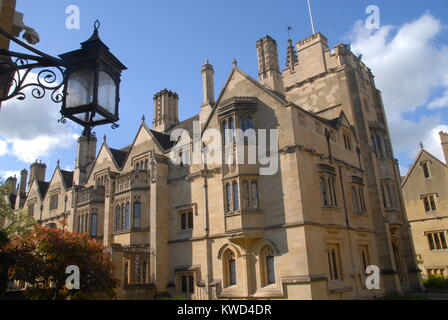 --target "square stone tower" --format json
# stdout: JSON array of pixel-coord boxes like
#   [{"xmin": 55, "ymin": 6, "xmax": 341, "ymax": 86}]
[{"xmin": 152, "ymin": 89, "xmax": 179, "ymax": 133}]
